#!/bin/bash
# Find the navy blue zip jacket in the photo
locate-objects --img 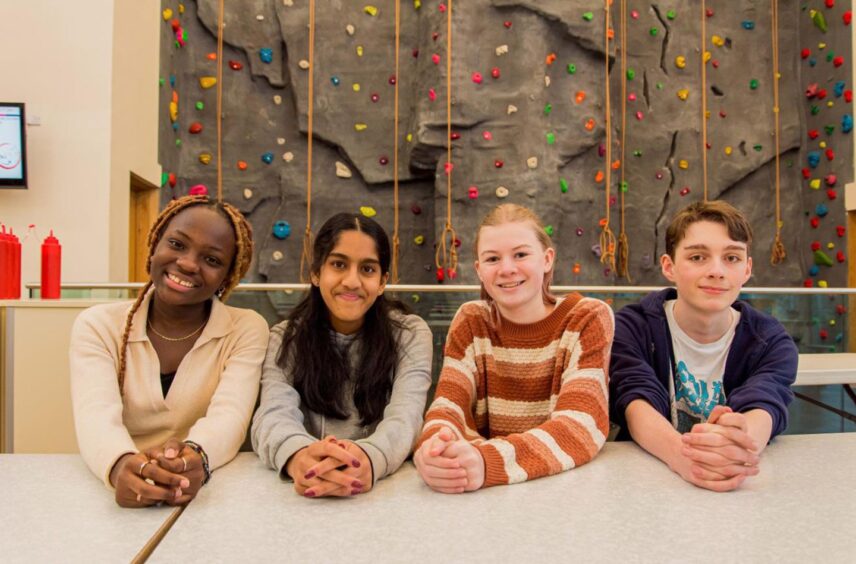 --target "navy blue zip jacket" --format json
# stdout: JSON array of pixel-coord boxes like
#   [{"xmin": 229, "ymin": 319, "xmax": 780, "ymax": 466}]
[{"xmin": 609, "ymin": 288, "xmax": 797, "ymax": 441}]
